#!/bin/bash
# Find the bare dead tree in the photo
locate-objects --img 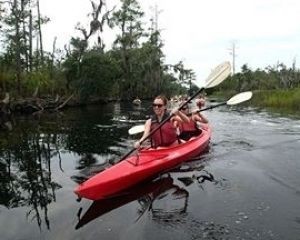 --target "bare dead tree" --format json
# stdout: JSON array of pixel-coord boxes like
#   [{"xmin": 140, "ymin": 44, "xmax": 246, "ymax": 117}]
[
  {"xmin": 21, "ymin": 0, "xmax": 29, "ymax": 71},
  {"xmin": 36, "ymin": 0, "xmax": 43, "ymax": 64},
  {"xmin": 29, "ymin": 9, "xmax": 33, "ymax": 71},
  {"xmin": 12, "ymin": 0, "xmax": 22, "ymax": 94},
  {"xmin": 76, "ymin": 0, "xmax": 115, "ymax": 49}
]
